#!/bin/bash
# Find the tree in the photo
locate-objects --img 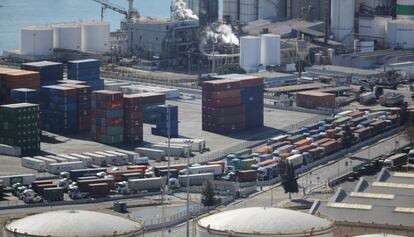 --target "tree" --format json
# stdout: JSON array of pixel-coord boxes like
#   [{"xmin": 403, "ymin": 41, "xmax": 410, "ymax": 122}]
[
  {"xmin": 201, "ymin": 180, "xmax": 217, "ymax": 209},
  {"xmin": 216, "ymin": 64, "xmax": 246, "ymax": 75},
  {"xmin": 342, "ymin": 125, "xmax": 353, "ymax": 149},
  {"xmin": 279, "ymin": 161, "xmax": 299, "ymax": 199}
]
